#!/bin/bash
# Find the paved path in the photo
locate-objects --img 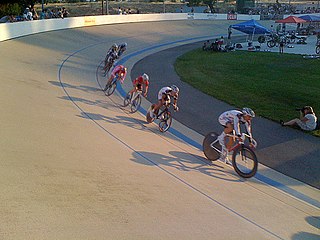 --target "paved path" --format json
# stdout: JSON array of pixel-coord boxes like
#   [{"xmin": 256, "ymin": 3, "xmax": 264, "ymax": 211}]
[
  {"xmin": 132, "ymin": 36, "xmax": 320, "ymax": 189},
  {"xmin": 1, "ymin": 20, "xmax": 319, "ymax": 239}
]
